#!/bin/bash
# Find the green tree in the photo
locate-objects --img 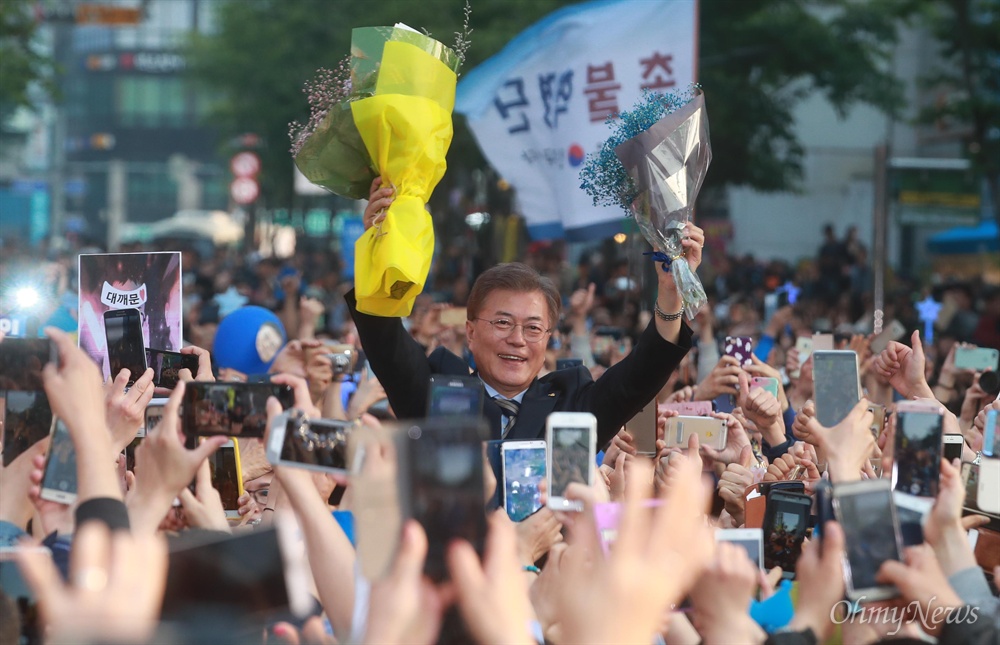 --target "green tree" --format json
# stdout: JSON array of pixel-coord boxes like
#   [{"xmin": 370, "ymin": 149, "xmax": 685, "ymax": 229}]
[
  {"xmin": 0, "ymin": 0, "xmax": 55, "ymax": 122},
  {"xmin": 909, "ymin": 0, "xmax": 1000, "ymax": 232},
  {"xmin": 187, "ymin": 0, "xmax": 906, "ymax": 211}
]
